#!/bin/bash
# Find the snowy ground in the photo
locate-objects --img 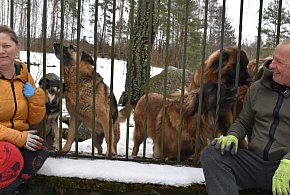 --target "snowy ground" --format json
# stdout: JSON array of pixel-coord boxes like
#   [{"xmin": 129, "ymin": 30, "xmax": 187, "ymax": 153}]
[{"xmin": 19, "ymin": 51, "xmax": 205, "ymax": 187}]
